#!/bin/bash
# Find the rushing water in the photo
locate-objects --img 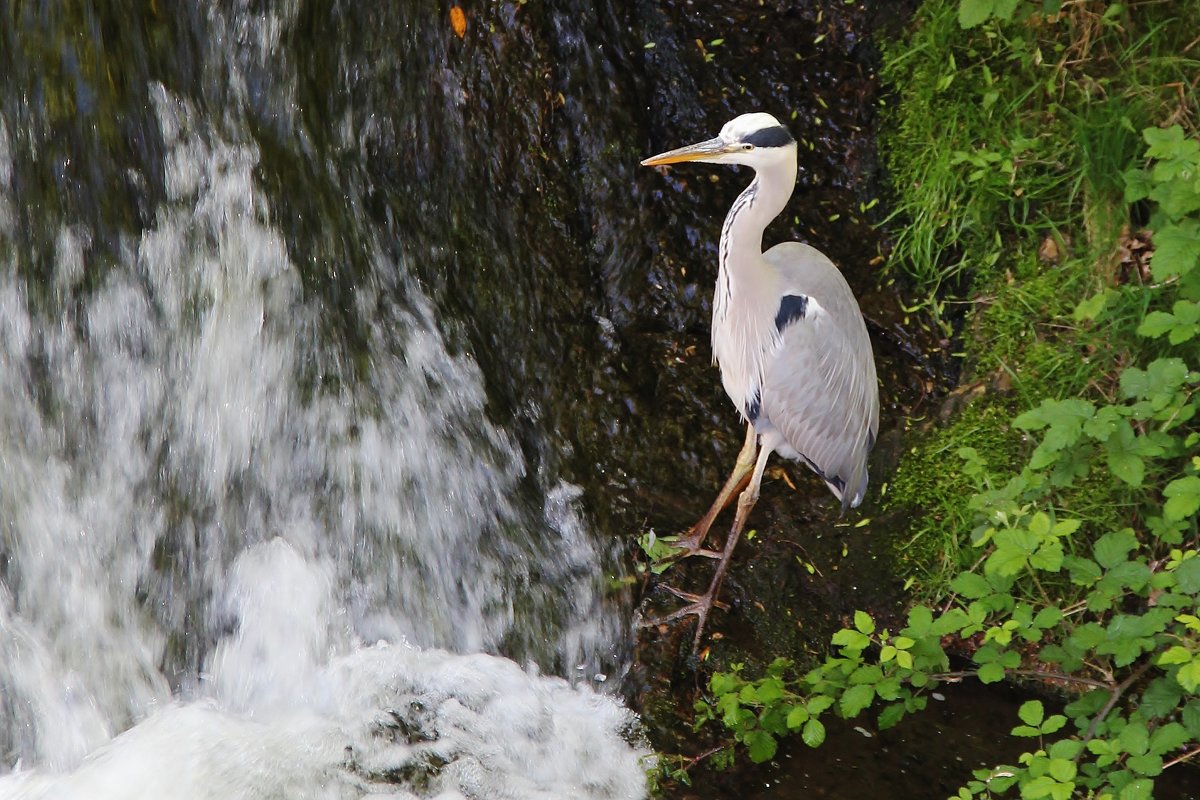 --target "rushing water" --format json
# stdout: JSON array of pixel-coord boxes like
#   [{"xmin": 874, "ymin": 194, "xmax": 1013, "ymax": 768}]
[{"xmin": 0, "ymin": 3, "xmax": 648, "ymax": 796}]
